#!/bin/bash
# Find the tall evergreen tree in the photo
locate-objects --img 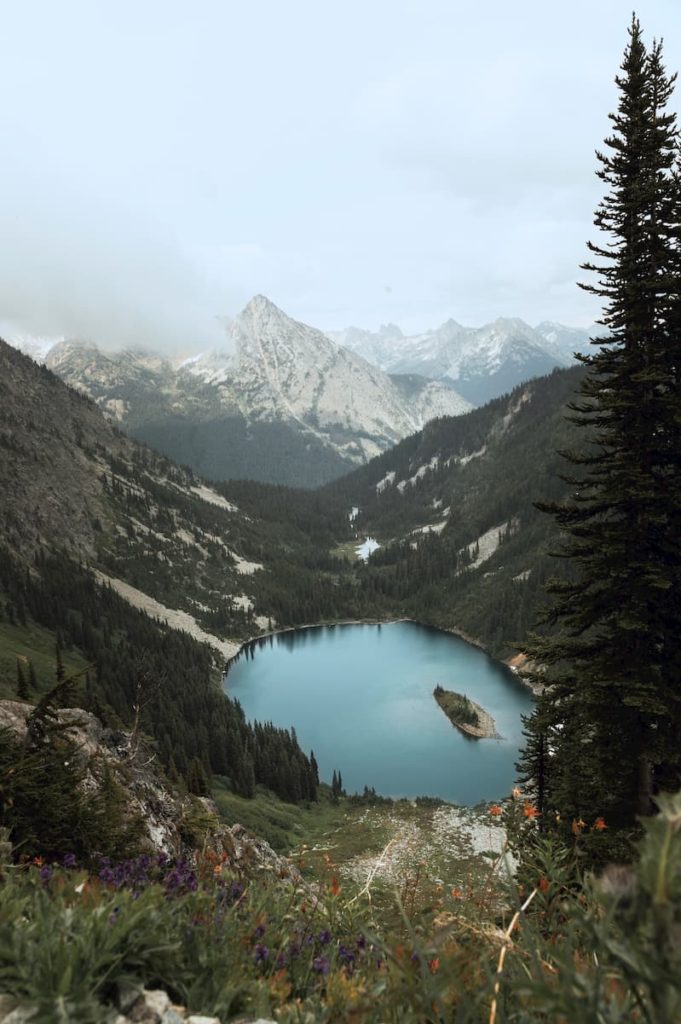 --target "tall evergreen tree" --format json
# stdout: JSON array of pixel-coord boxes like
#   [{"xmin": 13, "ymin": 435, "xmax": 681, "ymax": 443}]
[{"xmin": 522, "ymin": 17, "xmax": 681, "ymax": 831}]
